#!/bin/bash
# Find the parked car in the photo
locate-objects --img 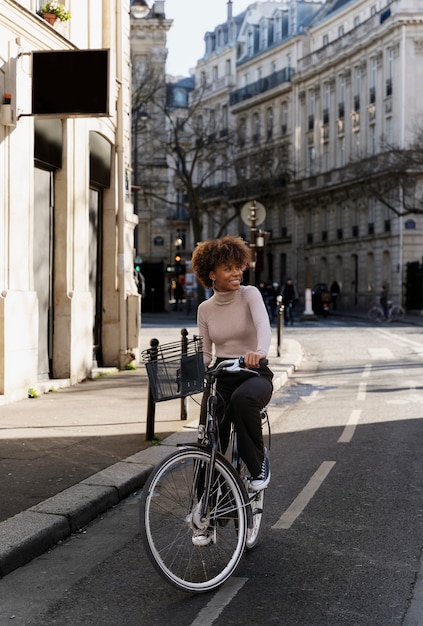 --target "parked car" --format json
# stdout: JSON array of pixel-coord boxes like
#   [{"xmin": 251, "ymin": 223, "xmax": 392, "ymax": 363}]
[{"xmin": 312, "ymin": 283, "xmax": 331, "ymax": 314}]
